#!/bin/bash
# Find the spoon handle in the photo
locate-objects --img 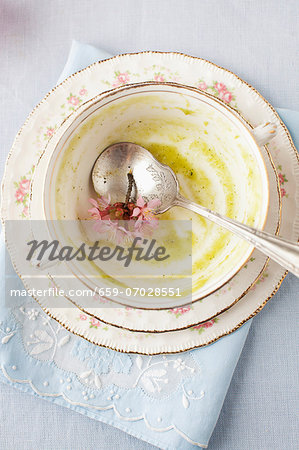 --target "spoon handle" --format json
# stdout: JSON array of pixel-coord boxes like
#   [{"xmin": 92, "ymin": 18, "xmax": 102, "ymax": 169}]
[{"xmin": 175, "ymin": 195, "xmax": 299, "ymax": 277}]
